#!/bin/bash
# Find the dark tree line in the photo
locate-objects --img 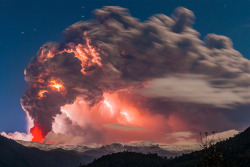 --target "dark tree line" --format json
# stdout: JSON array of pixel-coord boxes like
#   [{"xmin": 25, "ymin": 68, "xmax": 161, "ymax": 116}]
[{"xmin": 81, "ymin": 126, "xmax": 250, "ymax": 167}]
